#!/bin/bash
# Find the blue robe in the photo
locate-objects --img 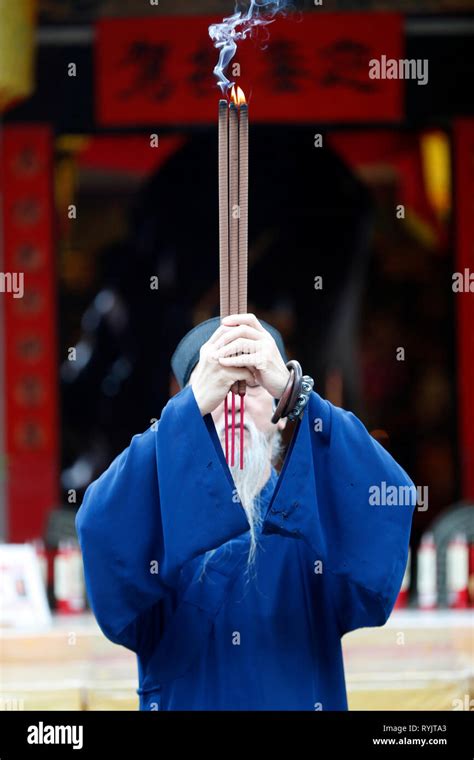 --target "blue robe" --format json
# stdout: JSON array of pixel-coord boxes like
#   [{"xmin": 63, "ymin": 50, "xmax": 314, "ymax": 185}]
[{"xmin": 75, "ymin": 385, "xmax": 415, "ymax": 710}]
